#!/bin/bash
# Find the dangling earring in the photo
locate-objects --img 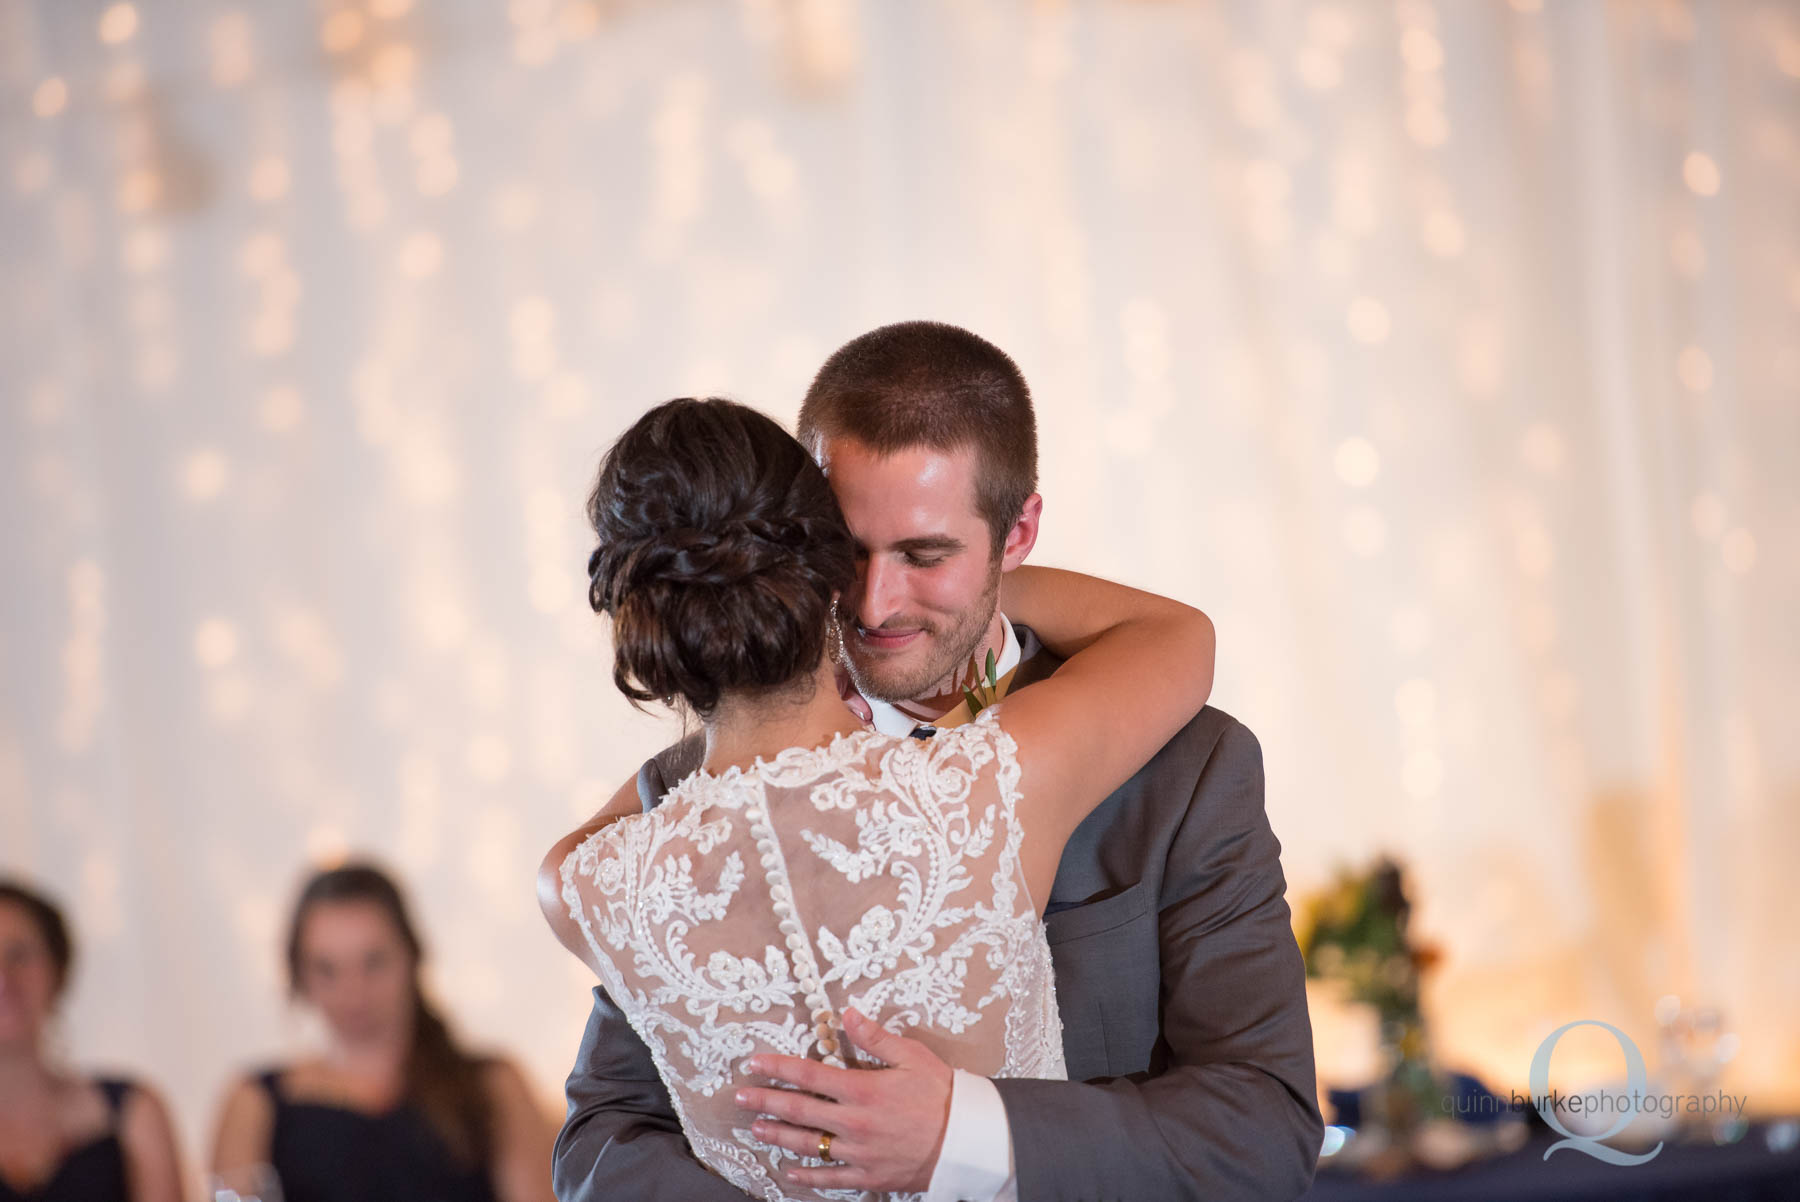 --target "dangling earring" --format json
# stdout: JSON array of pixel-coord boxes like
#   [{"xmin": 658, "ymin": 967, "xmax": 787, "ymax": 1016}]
[{"xmin": 826, "ymin": 593, "xmax": 847, "ymax": 662}]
